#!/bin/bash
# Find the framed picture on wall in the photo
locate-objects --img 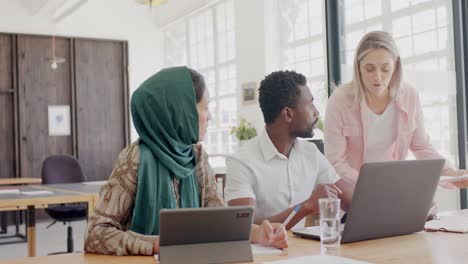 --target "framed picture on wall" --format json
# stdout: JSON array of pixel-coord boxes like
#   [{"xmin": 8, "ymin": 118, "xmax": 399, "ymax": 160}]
[
  {"xmin": 48, "ymin": 105, "xmax": 71, "ymax": 136},
  {"xmin": 241, "ymin": 82, "xmax": 257, "ymax": 105}
]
